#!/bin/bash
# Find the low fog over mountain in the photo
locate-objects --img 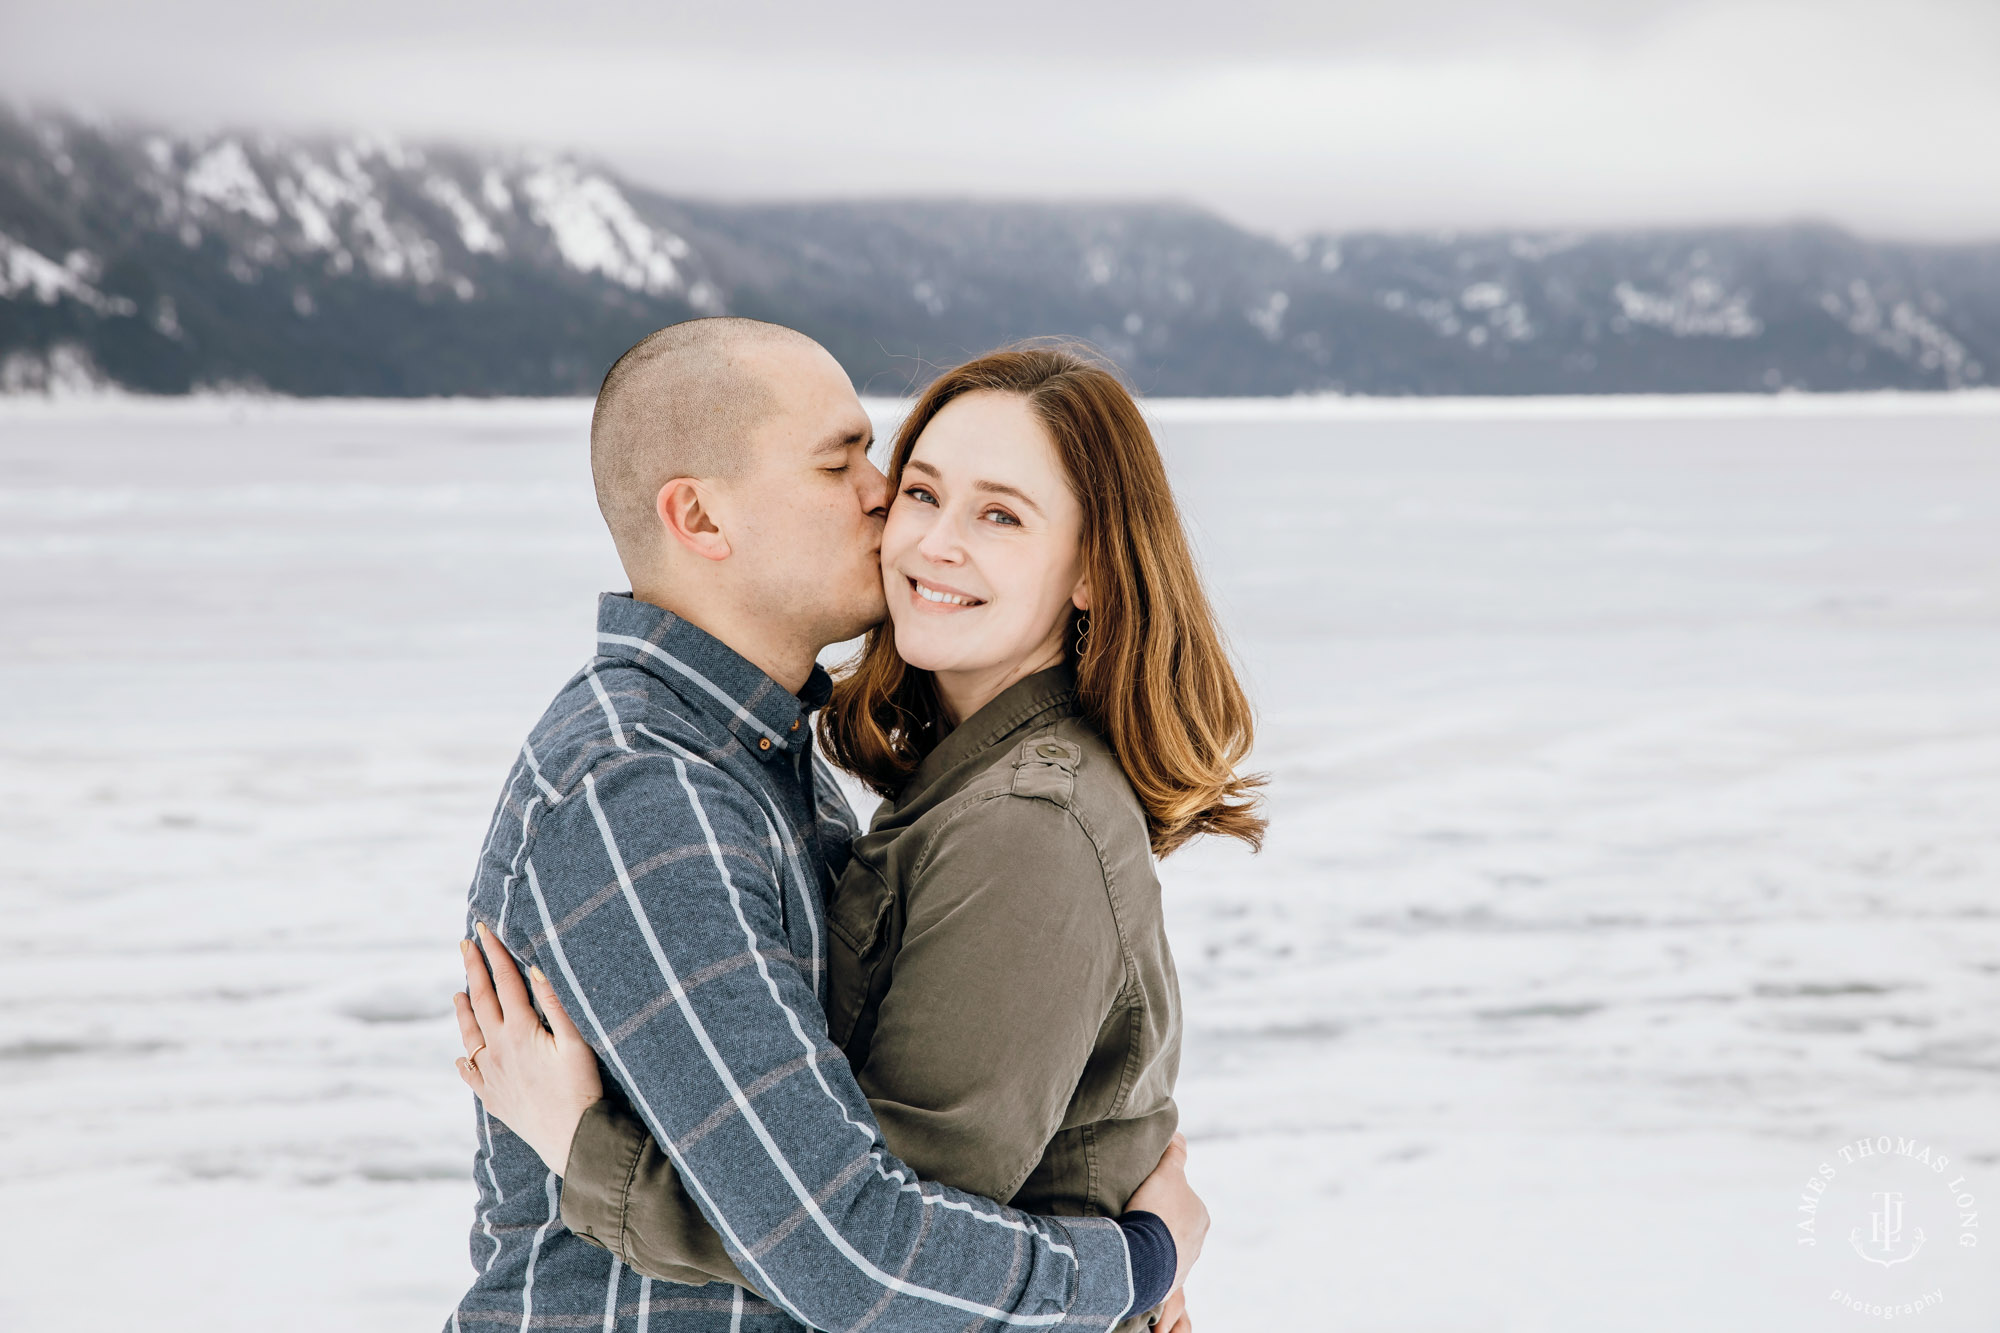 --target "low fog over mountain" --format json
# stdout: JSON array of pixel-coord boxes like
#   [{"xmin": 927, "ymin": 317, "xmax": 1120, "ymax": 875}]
[{"xmin": 3, "ymin": 107, "xmax": 1995, "ymax": 397}]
